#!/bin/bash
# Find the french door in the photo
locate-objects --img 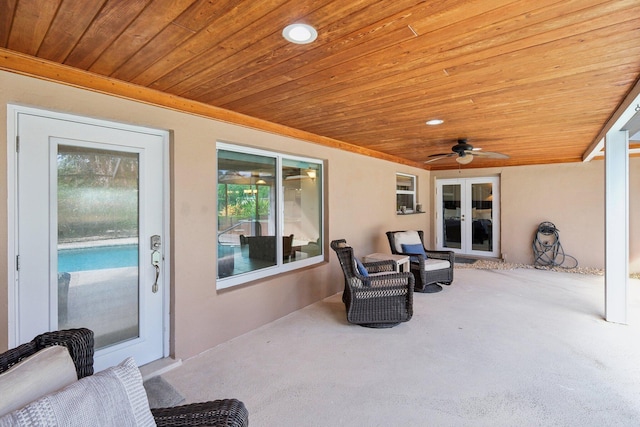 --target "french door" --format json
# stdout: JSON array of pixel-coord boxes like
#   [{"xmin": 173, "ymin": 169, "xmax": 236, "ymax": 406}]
[
  {"xmin": 436, "ymin": 177, "xmax": 500, "ymax": 257},
  {"xmin": 9, "ymin": 106, "xmax": 168, "ymax": 371}
]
